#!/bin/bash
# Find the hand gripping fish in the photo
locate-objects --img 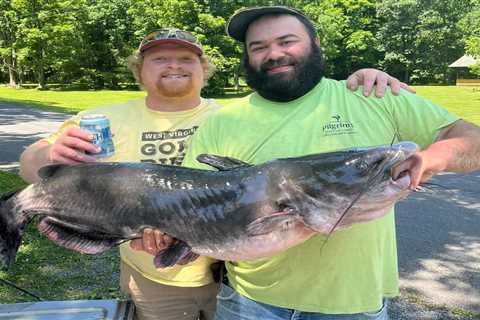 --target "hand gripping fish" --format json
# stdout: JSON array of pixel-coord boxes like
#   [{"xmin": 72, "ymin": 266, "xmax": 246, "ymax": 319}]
[{"xmin": 0, "ymin": 142, "xmax": 418, "ymax": 269}]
